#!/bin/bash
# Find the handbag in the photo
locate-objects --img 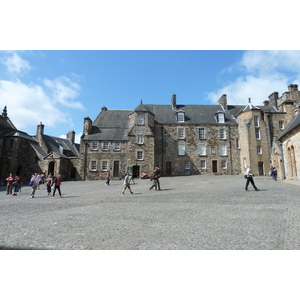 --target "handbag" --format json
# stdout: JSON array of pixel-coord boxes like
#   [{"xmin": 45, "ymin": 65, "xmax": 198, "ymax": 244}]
[{"xmin": 29, "ymin": 181, "xmax": 34, "ymax": 186}]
